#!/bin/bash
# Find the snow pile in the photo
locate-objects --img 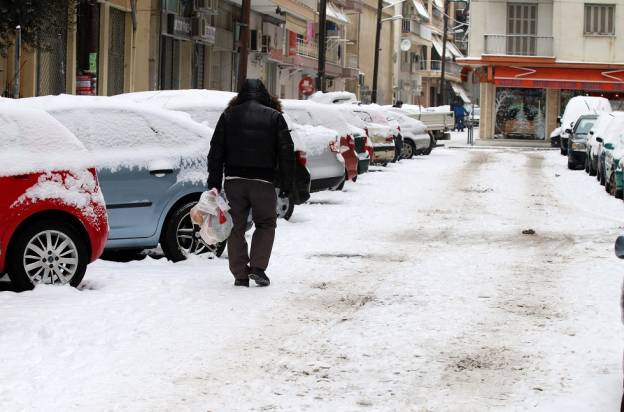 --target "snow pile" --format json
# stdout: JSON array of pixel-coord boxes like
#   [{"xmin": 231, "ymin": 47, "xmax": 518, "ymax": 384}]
[
  {"xmin": 12, "ymin": 169, "xmax": 107, "ymax": 226},
  {"xmin": 308, "ymin": 91, "xmax": 358, "ymax": 105},
  {"xmin": 293, "ymin": 124, "xmax": 338, "ymax": 156},
  {"xmin": 0, "ymin": 103, "xmax": 93, "ymax": 176}
]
